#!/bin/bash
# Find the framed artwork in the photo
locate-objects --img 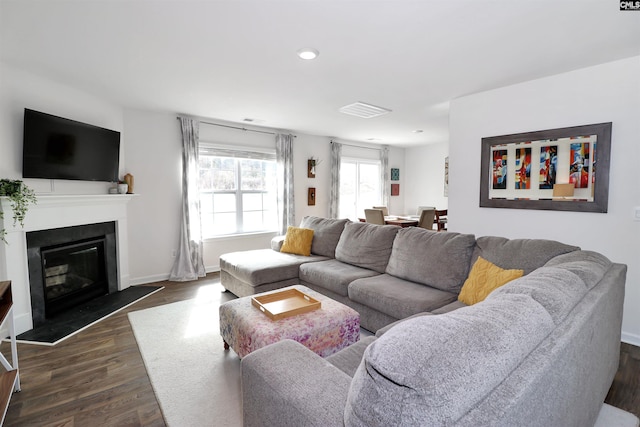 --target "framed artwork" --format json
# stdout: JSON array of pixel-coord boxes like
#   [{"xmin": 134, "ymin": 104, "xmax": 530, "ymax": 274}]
[
  {"xmin": 391, "ymin": 183, "xmax": 400, "ymax": 196},
  {"xmin": 444, "ymin": 157, "xmax": 449, "ymax": 197},
  {"xmin": 307, "ymin": 159, "xmax": 316, "ymax": 178},
  {"xmin": 391, "ymin": 168, "xmax": 400, "ymax": 181},
  {"xmin": 308, "ymin": 187, "xmax": 316, "ymax": 205},
  {"xmin": 479, "ymin": 122, "xmax": 612, "ymax": 213}
]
